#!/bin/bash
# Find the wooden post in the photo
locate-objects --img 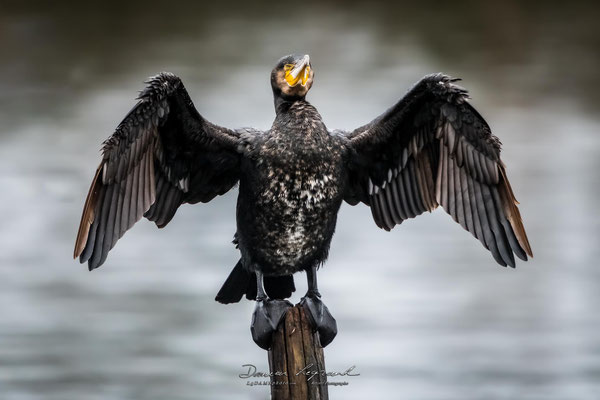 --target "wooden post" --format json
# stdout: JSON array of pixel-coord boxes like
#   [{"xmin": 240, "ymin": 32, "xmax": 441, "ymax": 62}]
[{"xmin": 268, "ymin": 304, "xmax": 329, "ymax": 400}]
